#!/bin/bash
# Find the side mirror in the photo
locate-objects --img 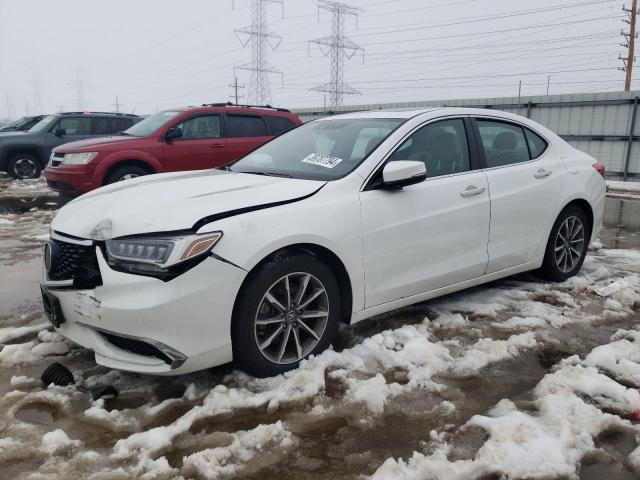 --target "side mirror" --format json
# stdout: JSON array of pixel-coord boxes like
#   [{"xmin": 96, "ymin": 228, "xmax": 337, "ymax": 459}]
[
  {"xmin": 165, "ymin": 127, "xmax": 183, "ymax": 141},
  {"xmin": 54, "ymin": 128, "xmax": 66, "ymax": 137},
  {"xmin": 381, "ymin": 161, "xmax": 427, "ymax": 189}
]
